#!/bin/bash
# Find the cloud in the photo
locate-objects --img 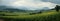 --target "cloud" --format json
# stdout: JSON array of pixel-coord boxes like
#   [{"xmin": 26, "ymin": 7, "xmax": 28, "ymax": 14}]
[
  {"xmin": 41, "ymin": 0, "xmax": 60, "ymax": 4},
  {"xmin": 0, "ymin": 0, "xmax": 57, "ymax": 10}
]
